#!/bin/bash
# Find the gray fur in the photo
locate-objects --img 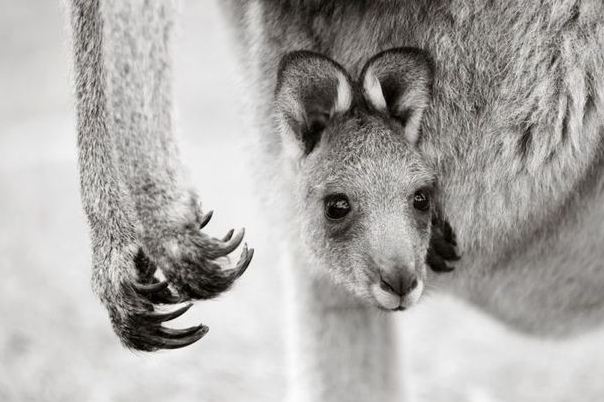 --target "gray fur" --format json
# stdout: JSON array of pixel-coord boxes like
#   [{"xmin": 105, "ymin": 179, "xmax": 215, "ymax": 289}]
[
  {"xmin": 219, "ymin": 0, "xmax": 603, "ymax": 400},
  {"xmin": 224, "ymin": 0, "xmax": 604, "ymax": 331},
  {"xmin": 274, "ymin": 49, "xmax": 438, "ymax": 308},
  {"xmin": 70, "ymin": 0, "xmax": 603, "ymax": 399},
  {"xmin": 70, "ymin": 0, "xmax": 252, "ymax": 351}
]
